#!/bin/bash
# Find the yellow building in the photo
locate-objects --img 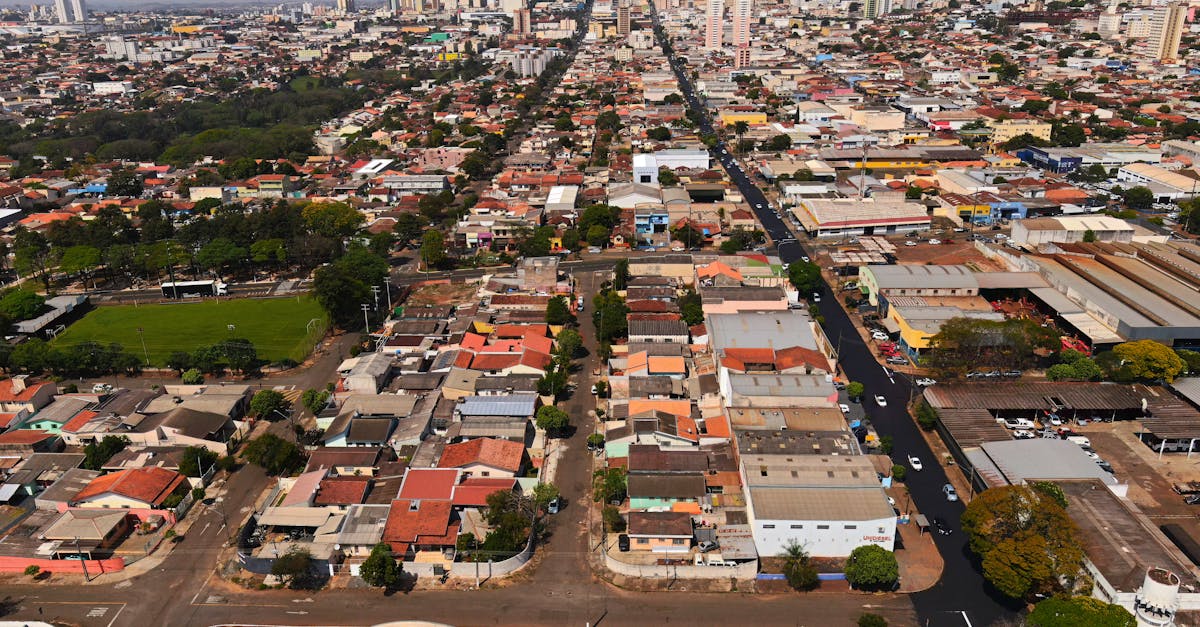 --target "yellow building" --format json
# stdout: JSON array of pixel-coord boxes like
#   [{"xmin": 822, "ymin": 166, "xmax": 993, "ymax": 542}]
[
  {"xmin": 437, "ymin": 52, "xmax": 461, "ymax": 61},
  {"xmin": 987, "ymin": 118, "xmax": 1053, "ymax": 144},
  {"xmin": 718, "ymin": 110, "xmax": 768, "ymax": 126}
]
